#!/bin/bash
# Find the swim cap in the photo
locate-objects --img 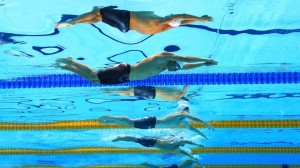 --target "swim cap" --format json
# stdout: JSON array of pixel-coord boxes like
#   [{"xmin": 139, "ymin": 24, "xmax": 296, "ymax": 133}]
[
  {"xmin": 168, "ymin": 19, "xmax": 182, "ymax": 27},
  {"xmin": 176, "ymin": 61, "xmax": 184, "ymax": 70},
  {"xmin": 178, "ymin": 99, "xmax": 189, "ymax": 112}
]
